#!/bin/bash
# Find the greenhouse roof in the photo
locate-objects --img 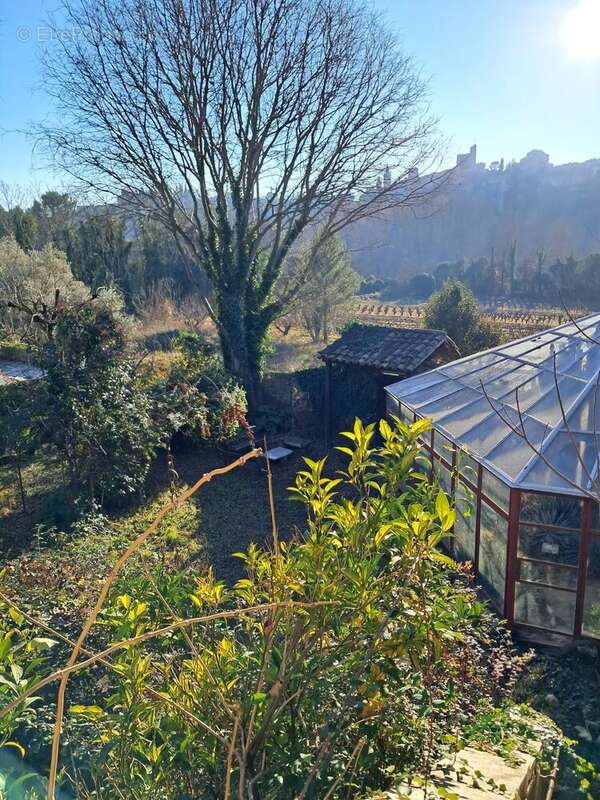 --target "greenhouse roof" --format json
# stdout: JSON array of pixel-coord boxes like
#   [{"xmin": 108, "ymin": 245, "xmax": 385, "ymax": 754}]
[{"xmin": 386, "ymin": 313, "xmax": 600, "ymax": 497}]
